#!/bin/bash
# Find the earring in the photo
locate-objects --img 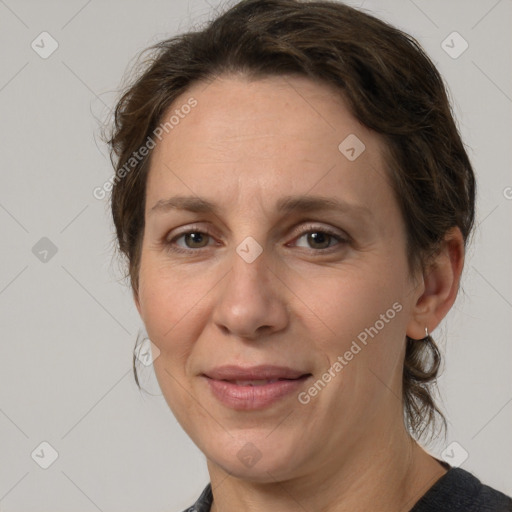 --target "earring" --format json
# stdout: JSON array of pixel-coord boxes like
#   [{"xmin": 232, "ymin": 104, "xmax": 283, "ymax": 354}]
[{"xmin": 410, "ymin": 327, "xmax": 429, "ymax": 342}]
